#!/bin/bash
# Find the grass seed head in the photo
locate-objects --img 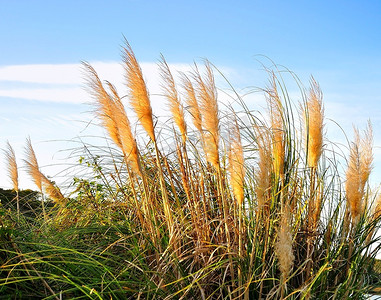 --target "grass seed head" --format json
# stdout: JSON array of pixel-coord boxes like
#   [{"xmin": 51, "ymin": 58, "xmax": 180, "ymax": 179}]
[
  {"xmin": 4, "ymin": 141, "xmax": 18, "ymax": 191},
  {"xmin": 123, "ymin": 41, "xmax": 155, "ymax": 142},
  {"xmin": 305, "ymin": 77, "xmax": 324, "ymax": 168},
  {"xmin": 194, "ymin": 62, "xmax": 220, "ymax": 168},
  {"xmin": 229, "ymin": 121, "xmax": 245, "ymax": 205},
  {"xmin": 159, "ymin": 56, "xmax": 187, "ymax": 142}
]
